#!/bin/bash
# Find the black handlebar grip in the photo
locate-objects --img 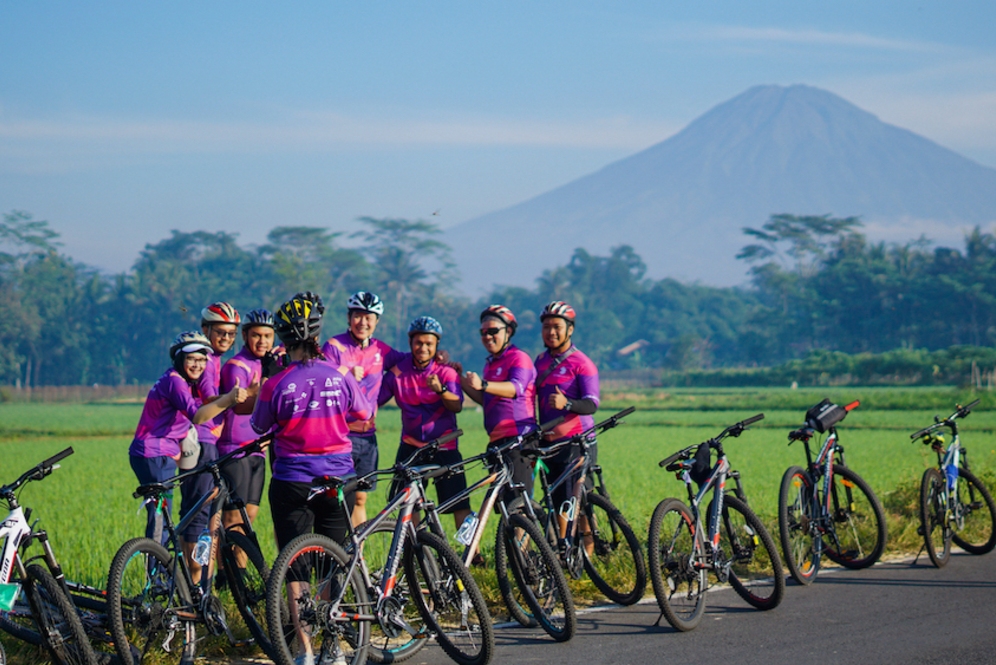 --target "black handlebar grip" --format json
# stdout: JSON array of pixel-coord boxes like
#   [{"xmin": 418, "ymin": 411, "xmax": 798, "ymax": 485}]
[
  {"xmin": 963, "ymin": 399, "xmax": 981, "ymax": 412},
  {"xmin": 742, "ymin": 413, "xmax": 764, "ymax": 426},
  {"xmin": 910, "ymin": 426, "xmax": 932, "ymax": 440},
  {"xmin": 659, "ymin": 451, "xmax": 683, "ymax": 468},
  {"xmin": 615, "ymin": 406, "xmax": 637, "ymax": 419},
  {"xmin": 540, "ymin": 416, "xmax": 566, "ymax": 433},
  {"xmin": 43, "ymin": 447, "xmax": 74, "ymax": 468},
  {"xmin": 433, "ymin": 429, "xmax": 463, "ymax": 448}
]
